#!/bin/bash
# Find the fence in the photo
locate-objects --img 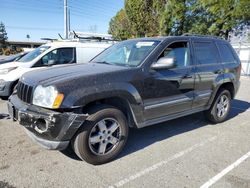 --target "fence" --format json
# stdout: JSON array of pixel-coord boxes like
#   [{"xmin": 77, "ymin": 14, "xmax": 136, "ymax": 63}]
[{"xmin": 232, "ymin": 43, "xmax": 250, "ymax": 76}]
